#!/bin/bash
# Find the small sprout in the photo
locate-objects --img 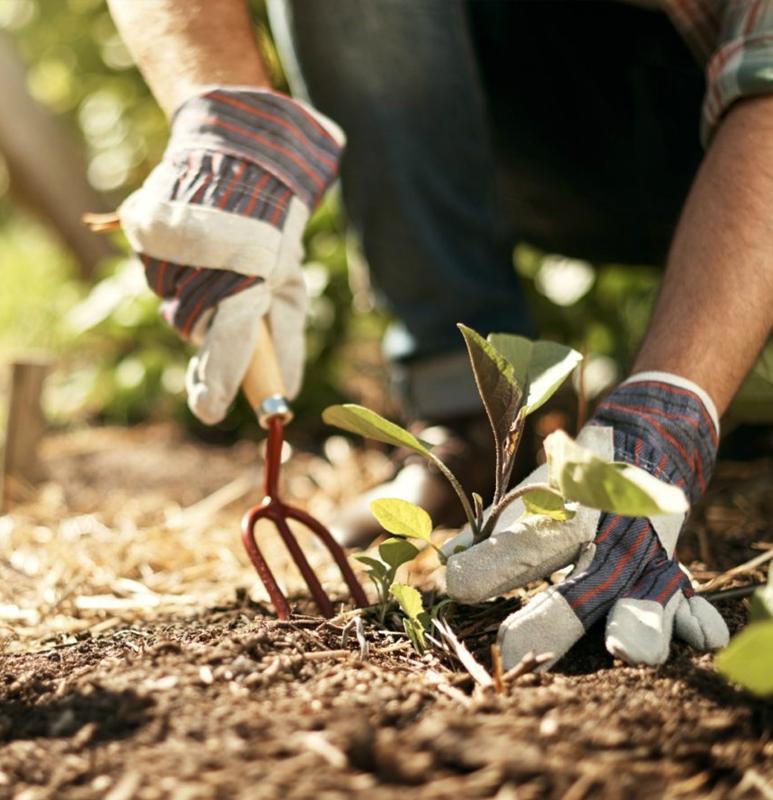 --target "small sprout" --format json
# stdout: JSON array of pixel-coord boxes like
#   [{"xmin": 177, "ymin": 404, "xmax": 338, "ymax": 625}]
[
  {"xmin": 370, "ymin": 498, "xmax": 433, "ymax": 542},
  {"xmin": 378, "ymin": 537, "xmax": 420, "ymax": 570},
  {"xmin": 352, "ymin": 501, "xmax": 437, "ymax": 636},
  {"xmin": 391, "ymin": 583, "xmax": 430, "ymax": 653}
]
